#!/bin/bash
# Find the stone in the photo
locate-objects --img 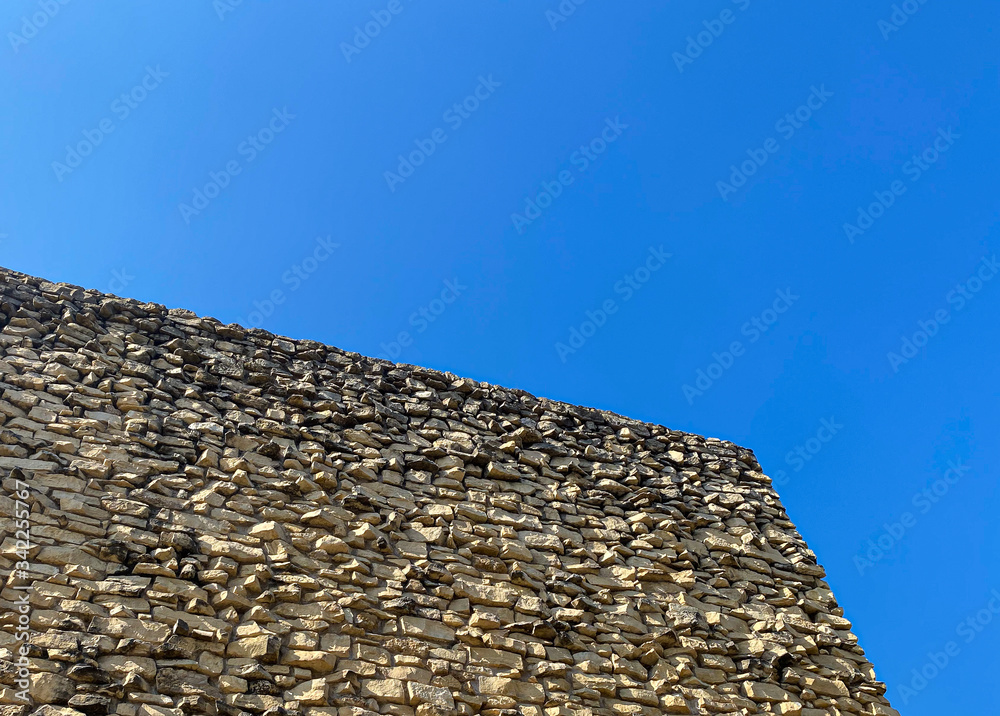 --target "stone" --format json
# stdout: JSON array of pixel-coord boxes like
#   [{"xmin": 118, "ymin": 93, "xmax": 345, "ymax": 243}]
[
  {"xmin": 228, "ymin": 634, "xmax": 281, "ymax": 663},
  {"xmin": 248, "ymin": 520, "xmax": 287, "ymax": 540},
  {"xmin": 0, "ymin": 265, "xmax": 900, "ymax": 716},
  {"xmin": 468, "ymin": 647, "xmax": 524, "ymax": 670},
  {"xmin": 660, "ymin": 695, "xmax": 692, "ymax": 714},
  {"xmin": 31, "ymin": 709, "xmax": 89, "ymax": 716},
  {"xmin": 197, "ymin": 535, "xmax": 266, "ymax": 562},
  {"xmin": 400, "ymin": 616, "xmax": 456, "ymax": 643},
  {"xmin": 406, "ymin": 682, "xmax": 455, "ymax": 709},
  {"xmin": 98, "ymin": 656, "xmax": 157, "ymax": 680},
  {"xmin": 453, "ymin": 579, "xmax": 520, "ymax": 607},
  {"xmin": 281, "ymin": 649, "xmax": 339, "ymax": 674},
  {"xmin": 522, "ymin": 532, "xmax": 564, "ymax": 553},
  {"xmin": 30, "ymin": 673, "xmax": 75, "ymax": 704},
  {"xmin": 486, "ymin": 461, "xmax": 521, "ymax": 480},
  {"xmin": 477, "ymin": 676, "xmax": 514, "ymax": 696},
  {"xmin": 361, "ymin": 678, "xmax": 407, "ymax": 704},
  {"xmin": 155, "ymin": 668, "xmax": 219, "ymax": 698},
  {"xmin": 744, "ymin": 681, "xmax": 795, "ymax": 702},
  {"xmin": 286, "ymin": 677, "xmax": 331, "ymax": 705},
  {"xmin": 67, "ymin": 695, "xmax": 112, "ymax": 716},
  {"xmin": 798, "ymin": 674, "xmax": 849, "ymax": 697}
]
